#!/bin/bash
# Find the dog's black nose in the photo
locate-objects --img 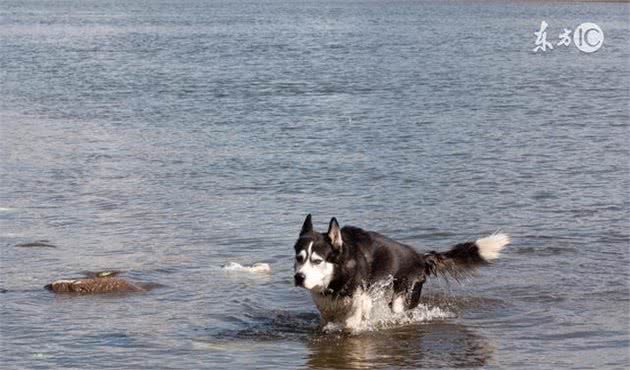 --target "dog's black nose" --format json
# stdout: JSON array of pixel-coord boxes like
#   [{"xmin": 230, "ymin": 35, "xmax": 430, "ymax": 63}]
[{"xmin": 294, "ymin": 273, "xmax": 305, "ymax": 287}]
